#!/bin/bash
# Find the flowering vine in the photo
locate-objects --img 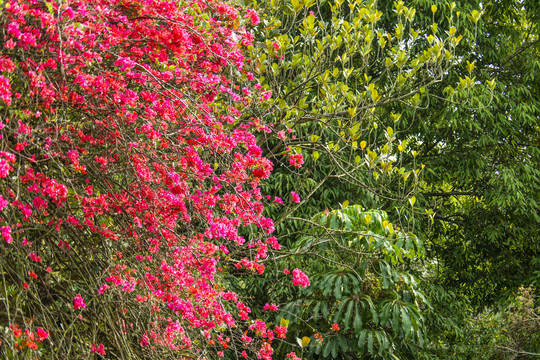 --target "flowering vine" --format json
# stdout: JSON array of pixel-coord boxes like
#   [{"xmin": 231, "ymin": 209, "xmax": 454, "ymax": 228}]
[{"xmin": 0, "ymin": 0, "xmax": 305, "ymax": 358}]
